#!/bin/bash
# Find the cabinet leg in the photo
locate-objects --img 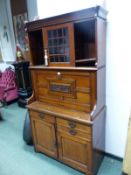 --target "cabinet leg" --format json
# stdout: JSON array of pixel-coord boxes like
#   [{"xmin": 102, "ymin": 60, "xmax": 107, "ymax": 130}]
[
  {"xmin": 121, "ymin": 172, "xmax": 128, "ymax": 175},
  {"xmin": 85, "ymin": 170, "xmax": 93, "ymax": 175}
]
